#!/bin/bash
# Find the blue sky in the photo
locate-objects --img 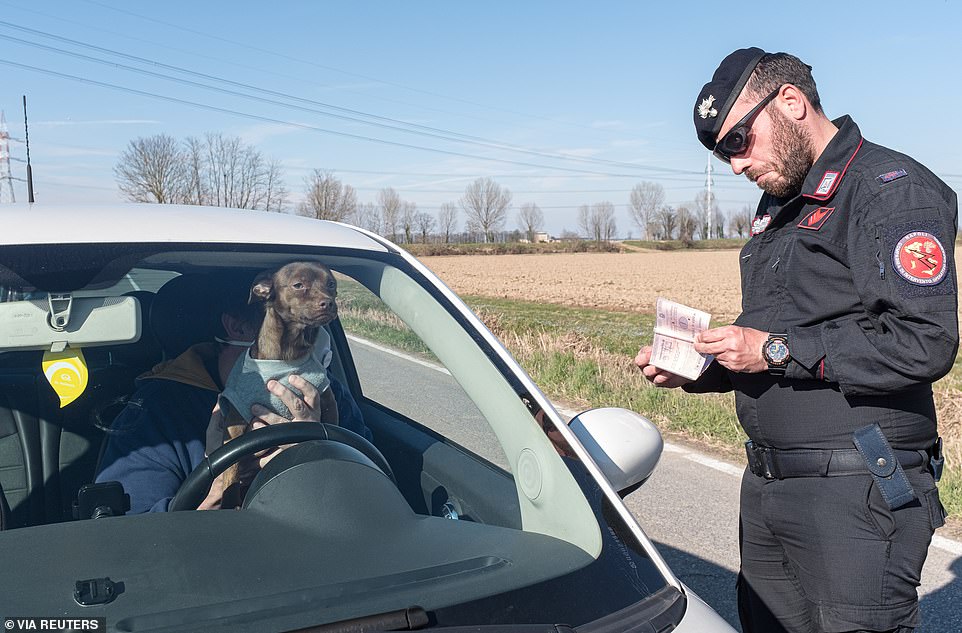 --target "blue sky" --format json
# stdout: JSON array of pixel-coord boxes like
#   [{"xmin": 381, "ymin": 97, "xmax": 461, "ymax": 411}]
[{"xmin": 0, "ymin": 0, "xmax": 960, "ymax": 235}]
